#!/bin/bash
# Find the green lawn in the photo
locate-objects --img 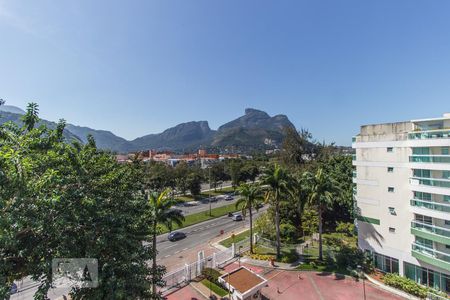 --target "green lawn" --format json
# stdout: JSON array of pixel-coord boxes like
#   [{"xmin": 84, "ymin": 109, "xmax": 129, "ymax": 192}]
[
  {"xmin": 200, "ymin": 279, "xmax": 228, "ymax": 297},
  {"xmin": 161, "ymin": 202, "xmax": 240, "ymax": 234},
  {"xmin": 175, "ymin": 186, "xmax": 235, "ymax": 202},
  {"xmin": 219, "ymin": 230, "xmax": 250, "ymax": 248},
  {"xmin": 296, "ymin": 242, "xmax": 351, "ymax": 276}
]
